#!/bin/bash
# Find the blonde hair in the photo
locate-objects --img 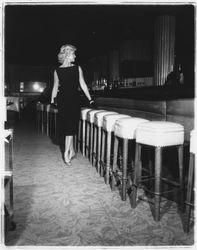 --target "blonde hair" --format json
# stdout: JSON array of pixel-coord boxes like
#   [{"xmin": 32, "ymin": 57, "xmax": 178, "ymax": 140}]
[{"xmin": 58, "ymin": 44, "xmax": 77, "ymax": 64}]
